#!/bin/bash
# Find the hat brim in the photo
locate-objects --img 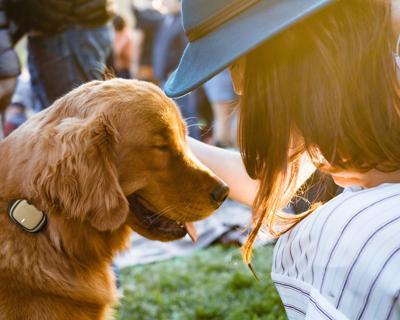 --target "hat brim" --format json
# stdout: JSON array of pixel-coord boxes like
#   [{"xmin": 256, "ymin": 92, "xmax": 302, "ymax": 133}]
[{"xmin": 164, "ymin": 0, "xmax": 333, "ymax": 98}]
